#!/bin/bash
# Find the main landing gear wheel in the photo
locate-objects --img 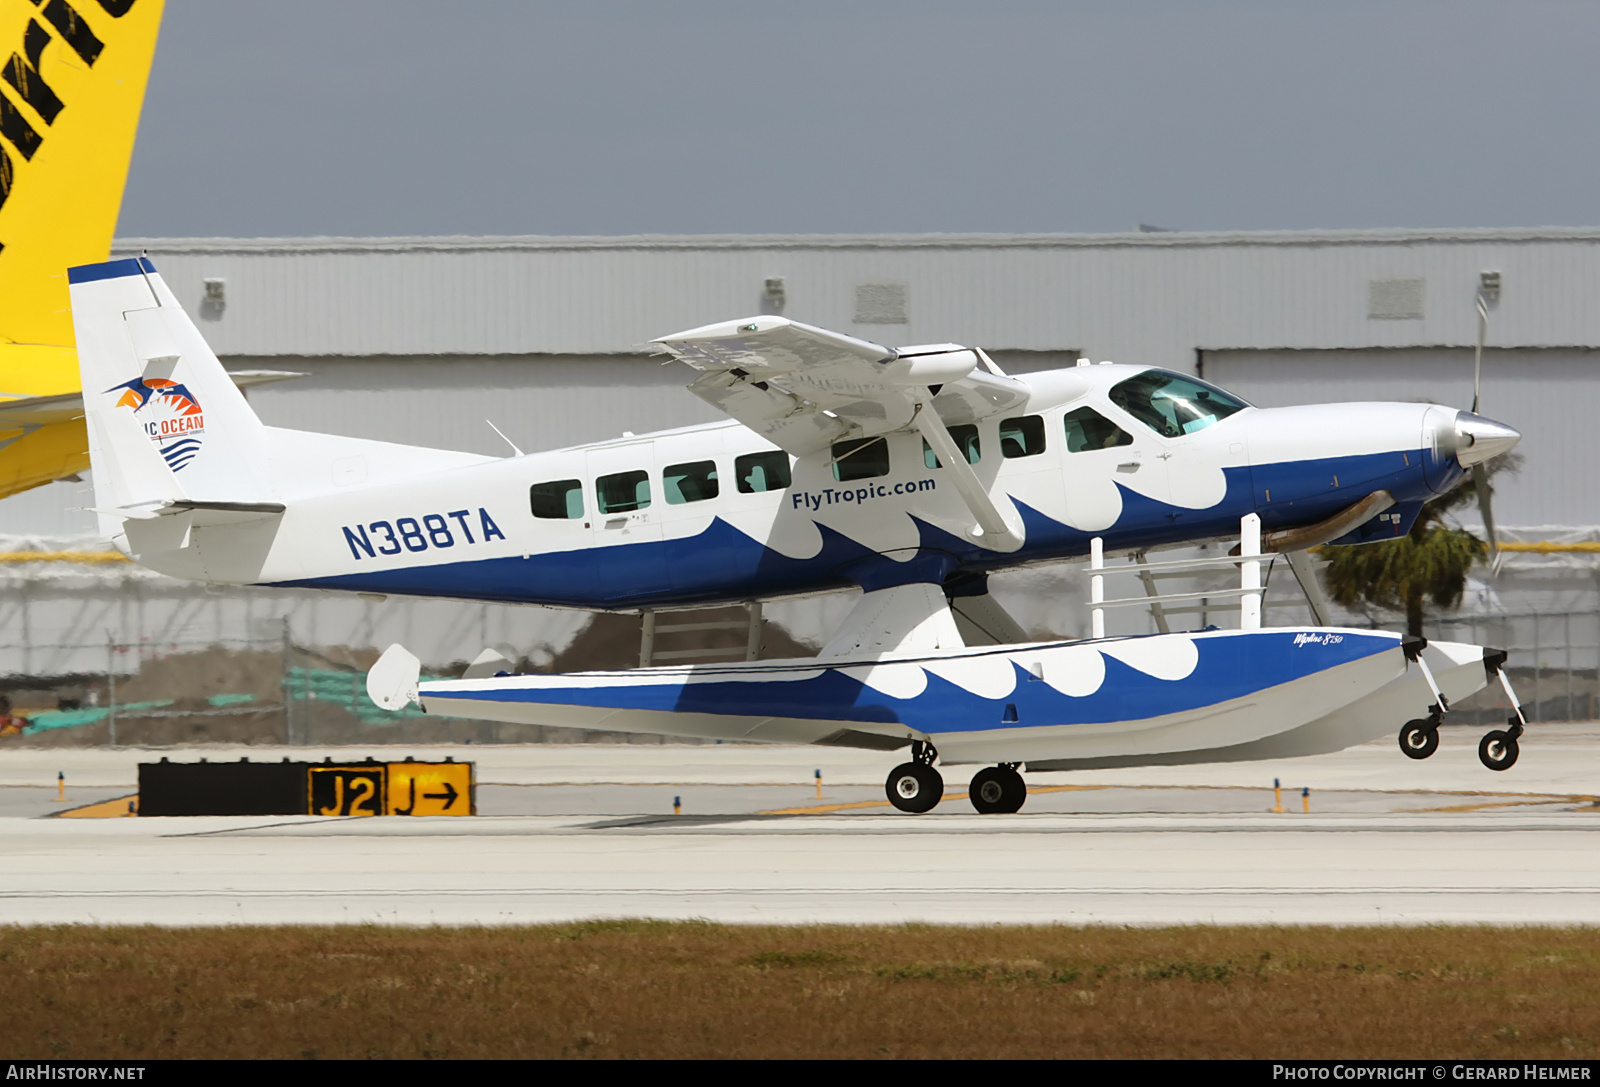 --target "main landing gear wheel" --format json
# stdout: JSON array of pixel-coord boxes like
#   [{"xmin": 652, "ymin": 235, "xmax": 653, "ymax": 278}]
[
  {"xmin": 969, "ymin": 765, "xmax": 1026, "ymax": 814},
  {"xmin": 886, "ymin": 763, "xmax": 943, "ymax": 814},
  {"xmin": 1478, "ymin": 729, "xmax": 1520, "ymax": 771},
  {"xmin": 1398, "ymin": 719, "xmax": 1440, "ymax": 760}
]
